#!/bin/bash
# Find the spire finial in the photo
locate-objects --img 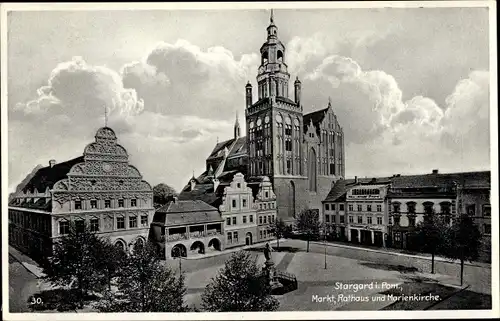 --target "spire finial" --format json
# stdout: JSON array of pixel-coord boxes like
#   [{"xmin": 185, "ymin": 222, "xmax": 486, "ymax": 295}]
[
  {"xmin": 270, "ymin": 9, "xmax": 274, "ymax": 23},
  {"xmin": 328, "ymin": 96, "xmax": 332, "ymax": 107},
  {"xmin": 104, "ymin": 104, "xmax": 108, "ymax": 127}
]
